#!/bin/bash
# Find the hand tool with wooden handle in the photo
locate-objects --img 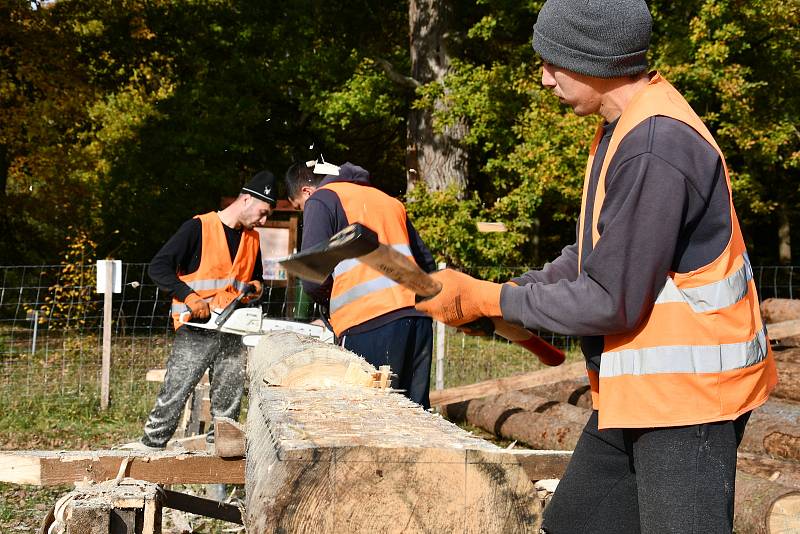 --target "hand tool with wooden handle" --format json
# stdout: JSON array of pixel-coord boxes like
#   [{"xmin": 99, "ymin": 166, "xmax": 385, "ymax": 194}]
[{"xmin": 279, "ymin": 224, "xmax": 565, "ymax": 366}]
